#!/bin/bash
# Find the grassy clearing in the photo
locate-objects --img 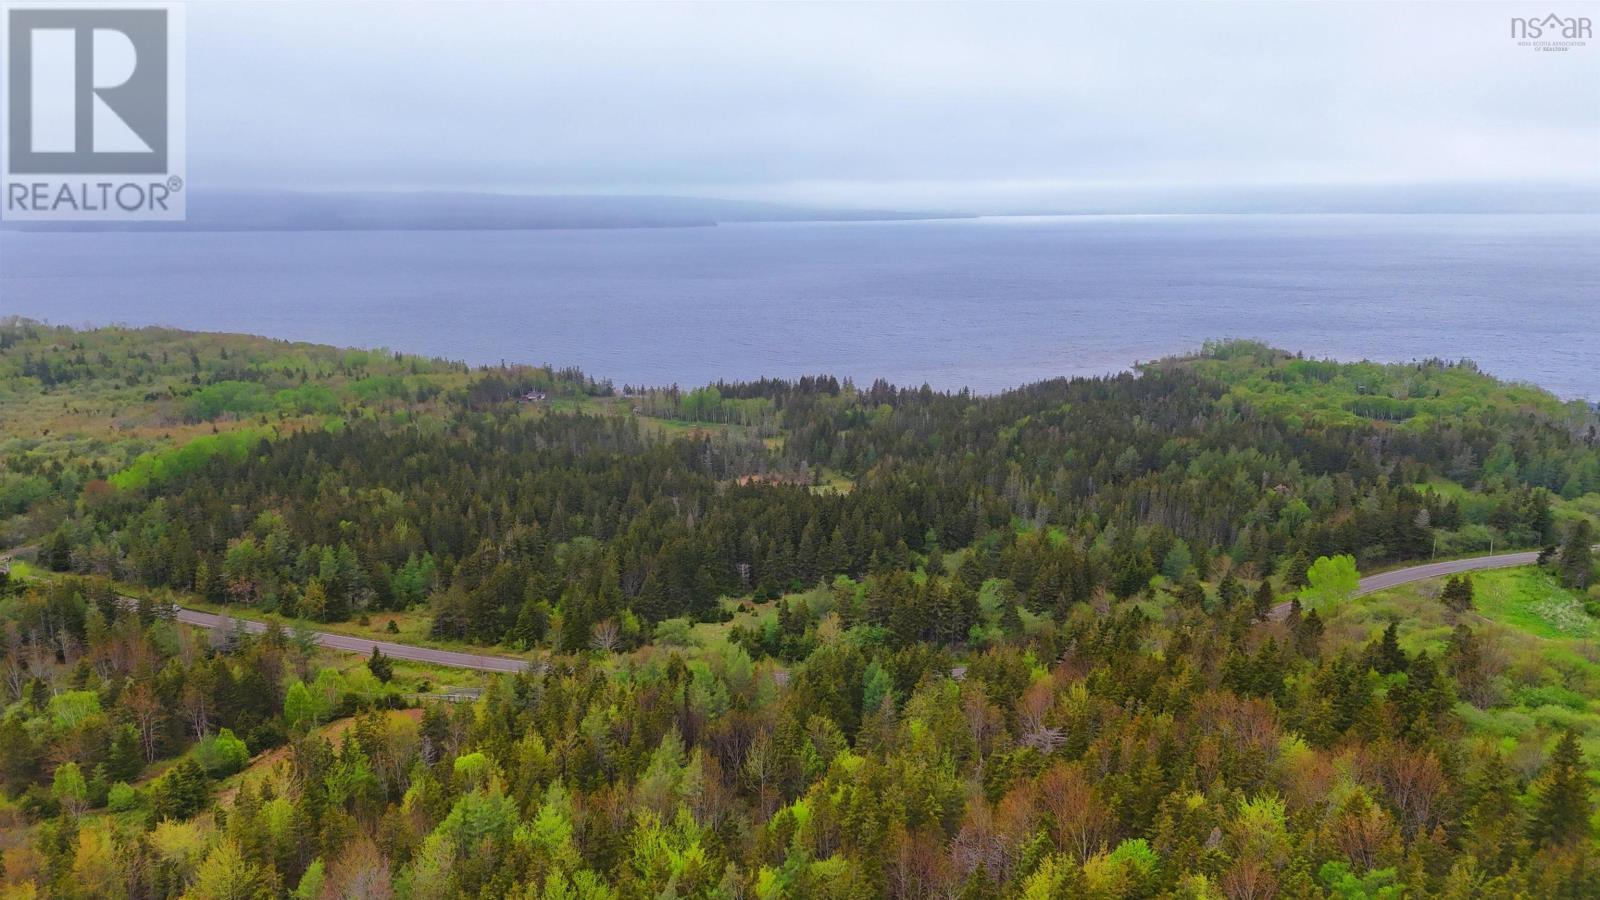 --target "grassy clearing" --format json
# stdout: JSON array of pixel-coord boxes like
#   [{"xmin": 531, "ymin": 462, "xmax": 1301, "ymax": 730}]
[
  {"xmin": 636, "ymin": 414, "xmax": 759, "ymax": 442},
  {"xmin": 1338, "ymin": 567, "xmax": 1595, "ymax": 653},
  {"xmin": 812, "ymin": 469, "xmax": 855, "ymax": 495},
  {"xmin": 1350, "ymin": 567, "xmax": 1600, "ymax": 779},
  {"xmin": 688, "ymin": 595, "xmax": 779, "ymax": 646},
  {"xmin": 1471, "ymin": 568, "xmax": 1598, "ymax": 640}
]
